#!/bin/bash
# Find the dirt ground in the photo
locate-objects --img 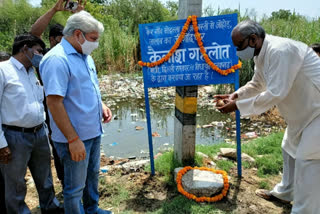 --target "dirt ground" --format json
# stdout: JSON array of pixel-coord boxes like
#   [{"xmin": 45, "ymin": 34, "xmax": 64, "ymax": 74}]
[
  {"xmin": 26, "ymin": 107, "xmax": 289, "ymax": 214},
  {"xmin": 25, "ymin": 157, "xmax": 292, "ymax": 214},
  {"xmin": 103, "ymin": 167, "xmax": 292, "ymax": 214}
]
